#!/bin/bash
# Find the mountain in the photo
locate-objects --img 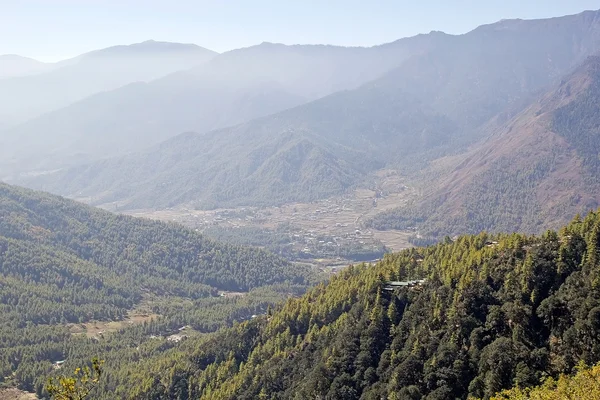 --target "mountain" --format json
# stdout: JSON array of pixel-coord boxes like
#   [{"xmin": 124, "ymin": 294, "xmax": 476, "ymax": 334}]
[
  {"xmin": 20, "ymin": 82, "xmax": 458, "ymax": 209},
  {"xmin": 0, "ymin": 182, "xmax": 303, "ymax": 293},
  {"xmin": 0, "ymin": 77, "xmax": 307, "ymax": 177},
  {"xmin": 373, "ymin": 9, "xmax": 600, "ymax": 131},
  {"xmin": 0, "ymin": 54, "xmax": 50, "ymax": 78},
  {"xmin": 80, "ymin": 210, "xmax": 600, "ymax": 399},
  {"xmin": 0, "ymin": 34, "xmax": 446, "ymax": 177},
  {"xmin": 0, "ymin": 182, "xmax": 312, "ymax": 392},
  {"xmin": 368, "ymin": 55, "xmax": 600, "ymax": 239},
  {"xmin": 21, "ymin": 9, "xmax": 600, "ymax": 211},
  {"xmin": 0, "ymin": 41, "xmax": 217, "ymax": 126}
]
